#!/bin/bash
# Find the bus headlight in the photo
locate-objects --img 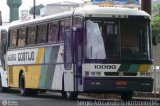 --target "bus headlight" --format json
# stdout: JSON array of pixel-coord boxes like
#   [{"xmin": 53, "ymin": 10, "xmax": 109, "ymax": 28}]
[
  {"xmin": 91, "ymin": 72, "xmax": 101, "ymax": 76},
  {"xmin": 85, "ymin": 71, "xmax": 89, "ymax": 76},
  {"xmin": 140, "ymin": 72, "xmax": 152, "ymax": 77}
]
